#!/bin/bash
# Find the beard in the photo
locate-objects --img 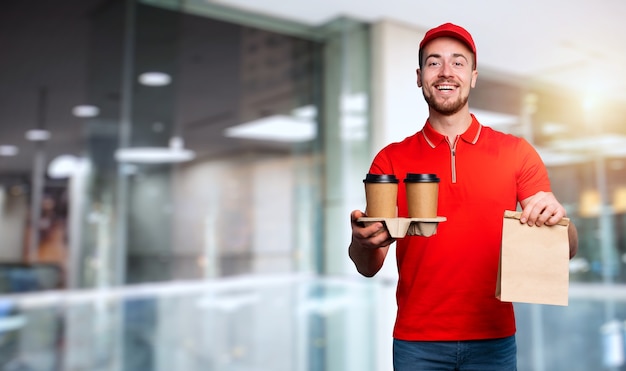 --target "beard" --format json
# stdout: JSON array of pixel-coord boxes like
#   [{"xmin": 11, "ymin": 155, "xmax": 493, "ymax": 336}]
[{"xmin": 422, "ymin": 88, "xmax": 469, "ymax": 116}]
